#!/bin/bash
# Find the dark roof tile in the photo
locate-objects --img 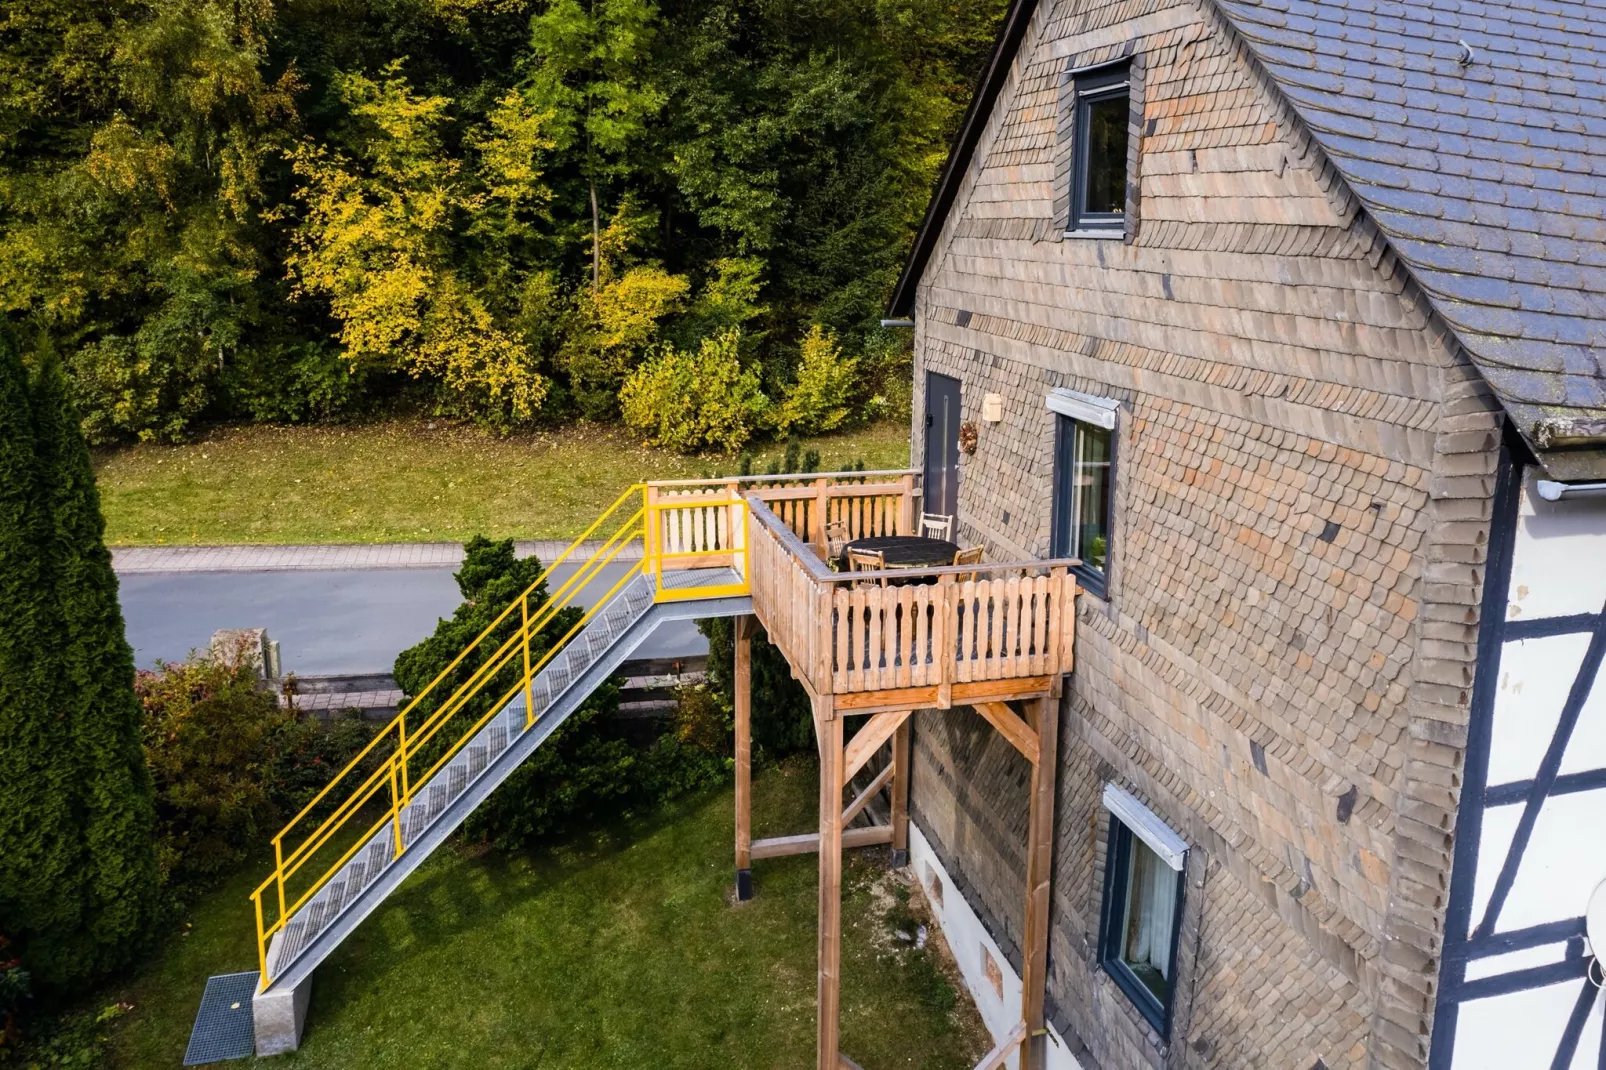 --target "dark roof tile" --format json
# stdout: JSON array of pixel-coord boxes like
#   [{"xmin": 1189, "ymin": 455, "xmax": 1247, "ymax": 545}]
[{"xmin": 1217, "ymin": 0, "xmax": 1606, "ymax": 465}]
